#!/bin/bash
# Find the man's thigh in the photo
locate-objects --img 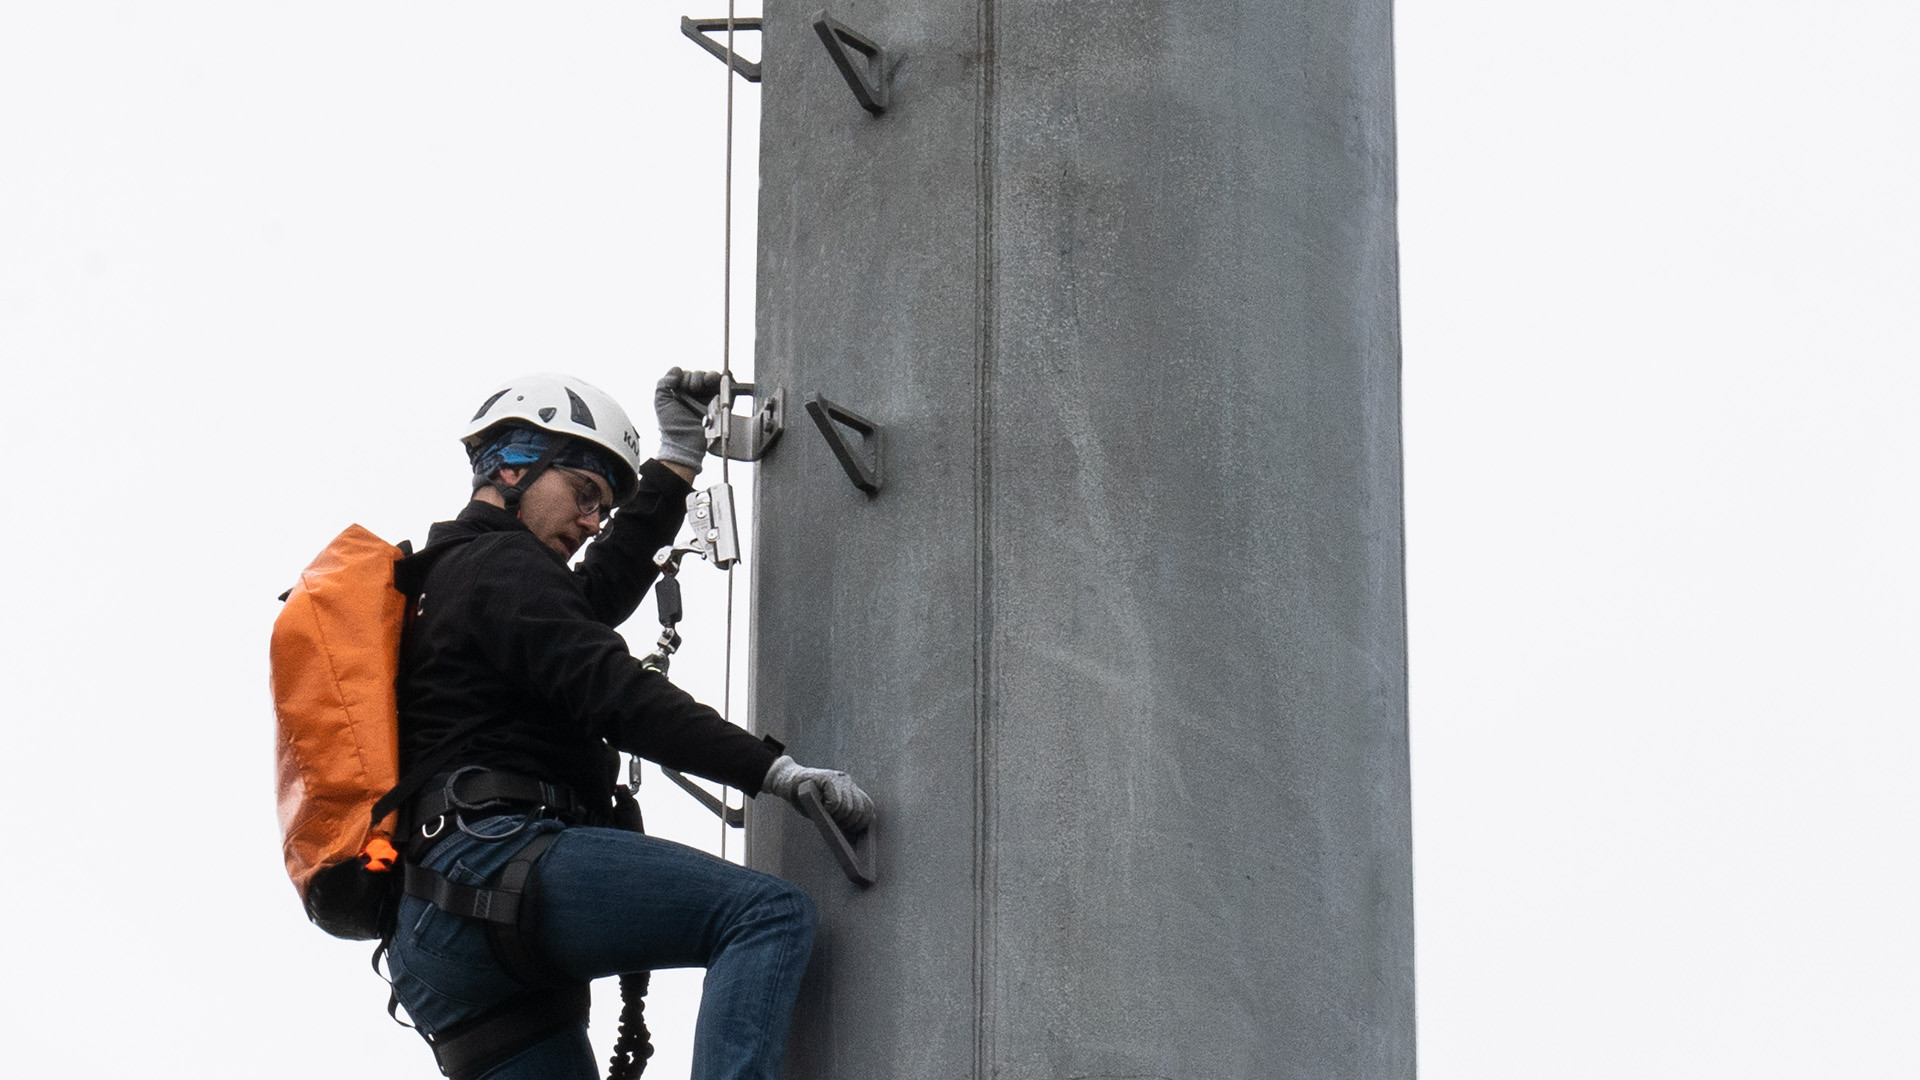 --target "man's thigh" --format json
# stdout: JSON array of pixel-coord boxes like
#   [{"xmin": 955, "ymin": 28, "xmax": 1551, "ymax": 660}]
[{"xmin": 534, "ymin": 825, "xmax": 802, "ymax": 981}]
